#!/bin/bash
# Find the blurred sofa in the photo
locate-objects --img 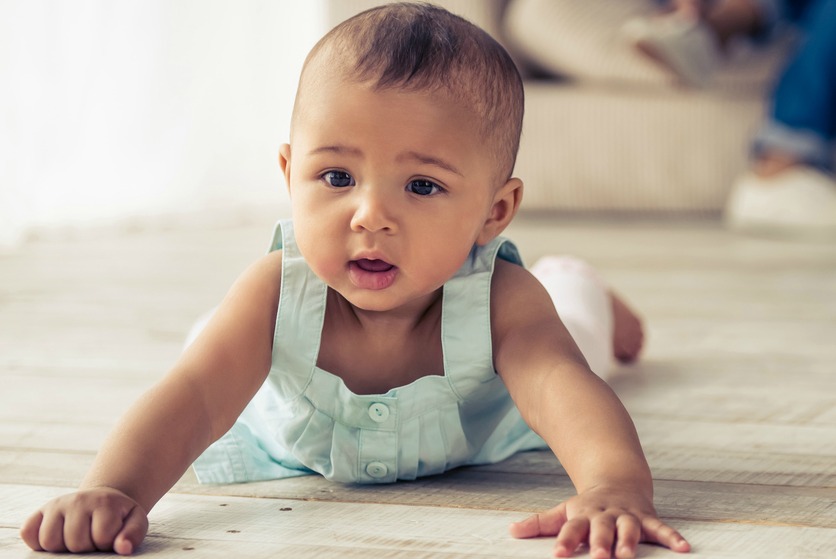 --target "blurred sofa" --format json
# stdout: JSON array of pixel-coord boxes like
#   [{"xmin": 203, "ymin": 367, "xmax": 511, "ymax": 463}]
[{"xmin": 326, "ymin": 0, "xmax": 793, "ymax": 213}]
